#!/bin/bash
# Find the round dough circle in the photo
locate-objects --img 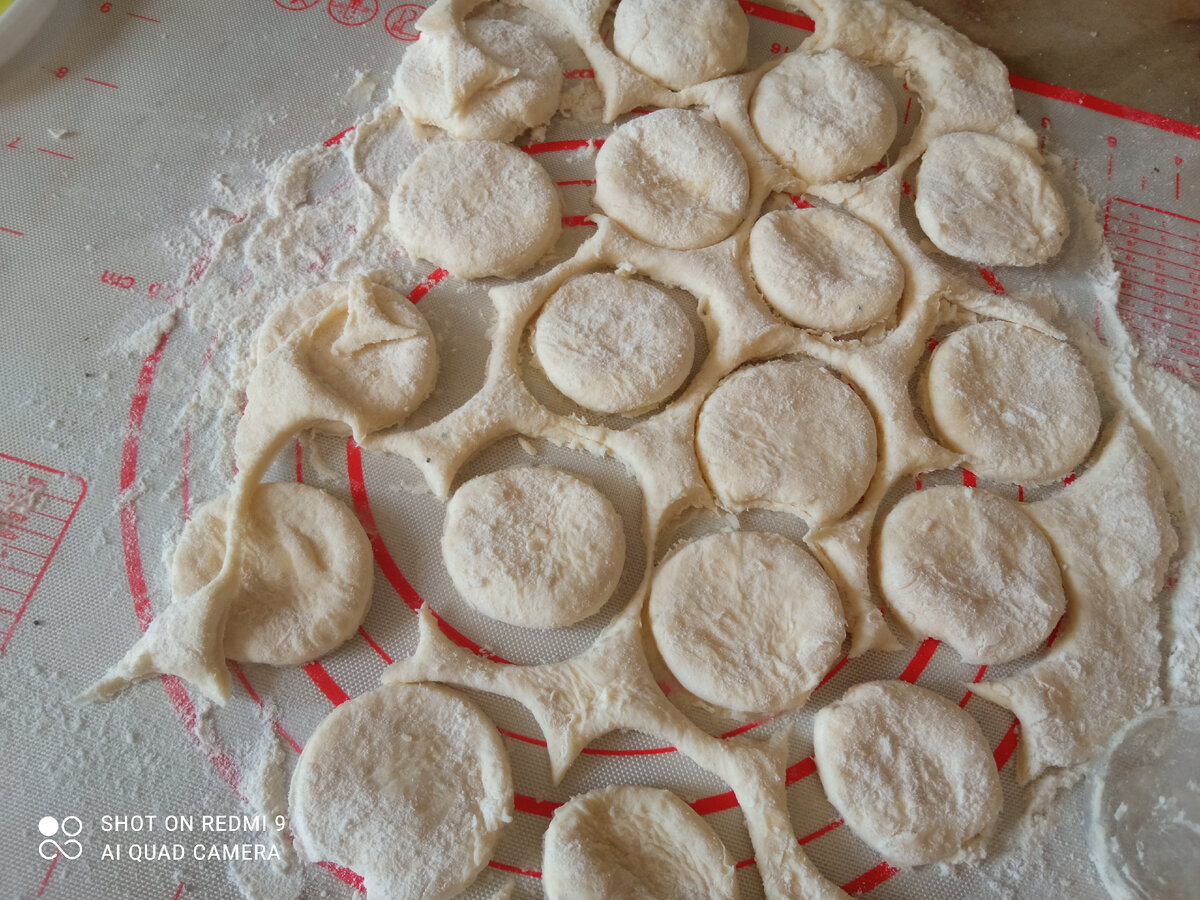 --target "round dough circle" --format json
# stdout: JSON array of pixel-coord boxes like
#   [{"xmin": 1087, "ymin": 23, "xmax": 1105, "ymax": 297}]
[
  {"xmin": 391, "ymin": 140, "xmax": 562, "ymax": 279},
  {"xmin": 172, "ymin": 482, "xmax": 374, "ymax": 666},
  {"xmin": 442, "ymin": 467, "xmax": 626, "ymax": 628},
  {"xmin": 915, "ymin": 131, "xmax": 1068, "ymax": 266},
  {"xmin": 612, "ymin": 0, "xmax": 749, "ymax": 91},
  {"xmin": 751, "ymin": 49, "xmax": 897, "ymax": 184},
  {"xmin": 926, "ymin": 320, "xmax": 1101, "ymax": 483},
  {"xmin": 878, "ymin": 486, "xmax": 1066, "ymax": 664},
  {"xmin": 542, "ymin": 784, "xmax": 738, "ymax": 900},
  {"xmin": 594, "ymin": 109, "xmax": 750, "ymax": 250},
  {"xmin": 289, "ymin": 684, "xmax": 512, "ymax": 899},
  {"xmin": 696, "ymin": 360, "xmax": 877, "ymax": 524},
  {"xmin": 749, "ymin": 207, "xmax": 904, "ymax": 332},
  {"xmin": 532, "ymin": 272, "xmax": 695, "ymax": 415},
  {"xmin": 648, "ymin": 531, "xmax": 846, "ymax": 713},
  {"xmin": 813, "ymin": 681, "xmax": 1003, "ymax": 866},
  {"xmin": 392, "ymin": 17, "xmax": 561, "ymax": 142}
]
